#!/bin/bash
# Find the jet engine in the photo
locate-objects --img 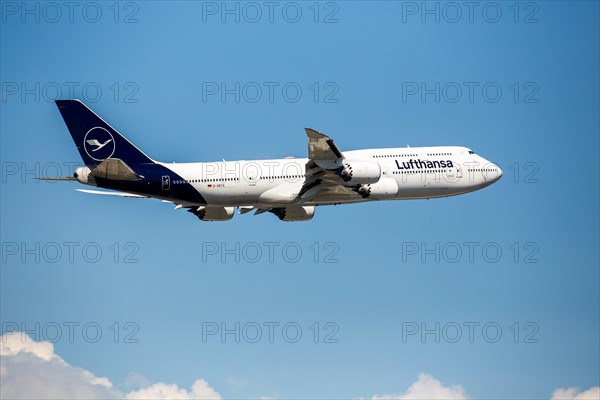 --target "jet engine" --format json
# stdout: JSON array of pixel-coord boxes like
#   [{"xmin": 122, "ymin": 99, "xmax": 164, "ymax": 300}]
[
  {"xmin": 353, "ymin": 177, "xmax": 398, "ymax": 200},
  {"xmin": 336, "ymin": 161, "xmax": 381, "ymax": 185},
  {"xmin": 269, "ymin": 206, "xmax": 315, "ymax": 221},
  {"xmin": 188, "ymin": 206, "xmax": 235, "ymax": 221}
]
